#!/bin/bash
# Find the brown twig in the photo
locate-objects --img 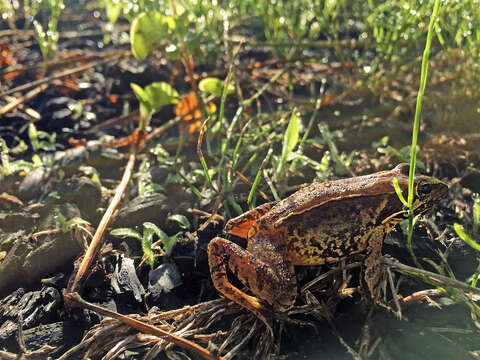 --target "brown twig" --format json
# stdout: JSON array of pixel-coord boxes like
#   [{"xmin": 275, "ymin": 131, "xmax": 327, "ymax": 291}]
[
  {"xmin": 1, "ymin": 50, "xmax": 91, "ymax": 76},
  {"xmin": 145, "ymin": 115, "xmax": 182, "ymax": 142},
  {"xmin": 66, "ymin": 151, "xmax": 136, "ymax": 294},
  {"xmin": 0, "ymin": 52, "xmax": 127, "ymax": 98},
  {"xmin": 382, "ymin": 256, "xmax": 480, "ymax": 296},
  {"xmin": 65, "ymin": 292, "xmax": 225, "ymax": 360},
  {"xmin": 86, "ymin": 111, "xmax": 139, "ymax": 134},
  {"xmin": 227, "ymin": 36, "xmax": 372, "ymax": 50},
  {"xmin": 0, "ymin": 26, "xmax": 129, "ymax": 42},
  {"xmin": 385, "ymin": 266, "xmax": 402, "ymax": 319},
  {"xmin": 400, "ymin": 288, "xmax": 443, "ymax": 307},
  {"xmin": 0, "ymin": 84, "xmax": 48, "ymax": 115}
]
